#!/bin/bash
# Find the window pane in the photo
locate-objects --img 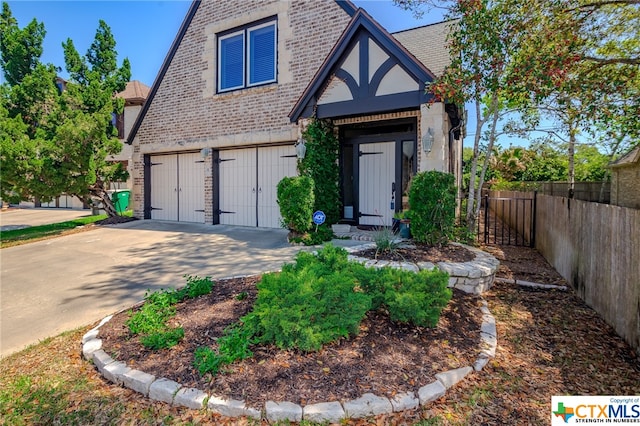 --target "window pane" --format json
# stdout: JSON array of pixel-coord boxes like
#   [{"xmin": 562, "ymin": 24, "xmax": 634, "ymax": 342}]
[
  {"xmin": 248, "ymin": 24, "xmax": 275, "ymax": 85},
  {"xmin": 220, "ymin": 33, "xmax": 244, "ymax": 91}
]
